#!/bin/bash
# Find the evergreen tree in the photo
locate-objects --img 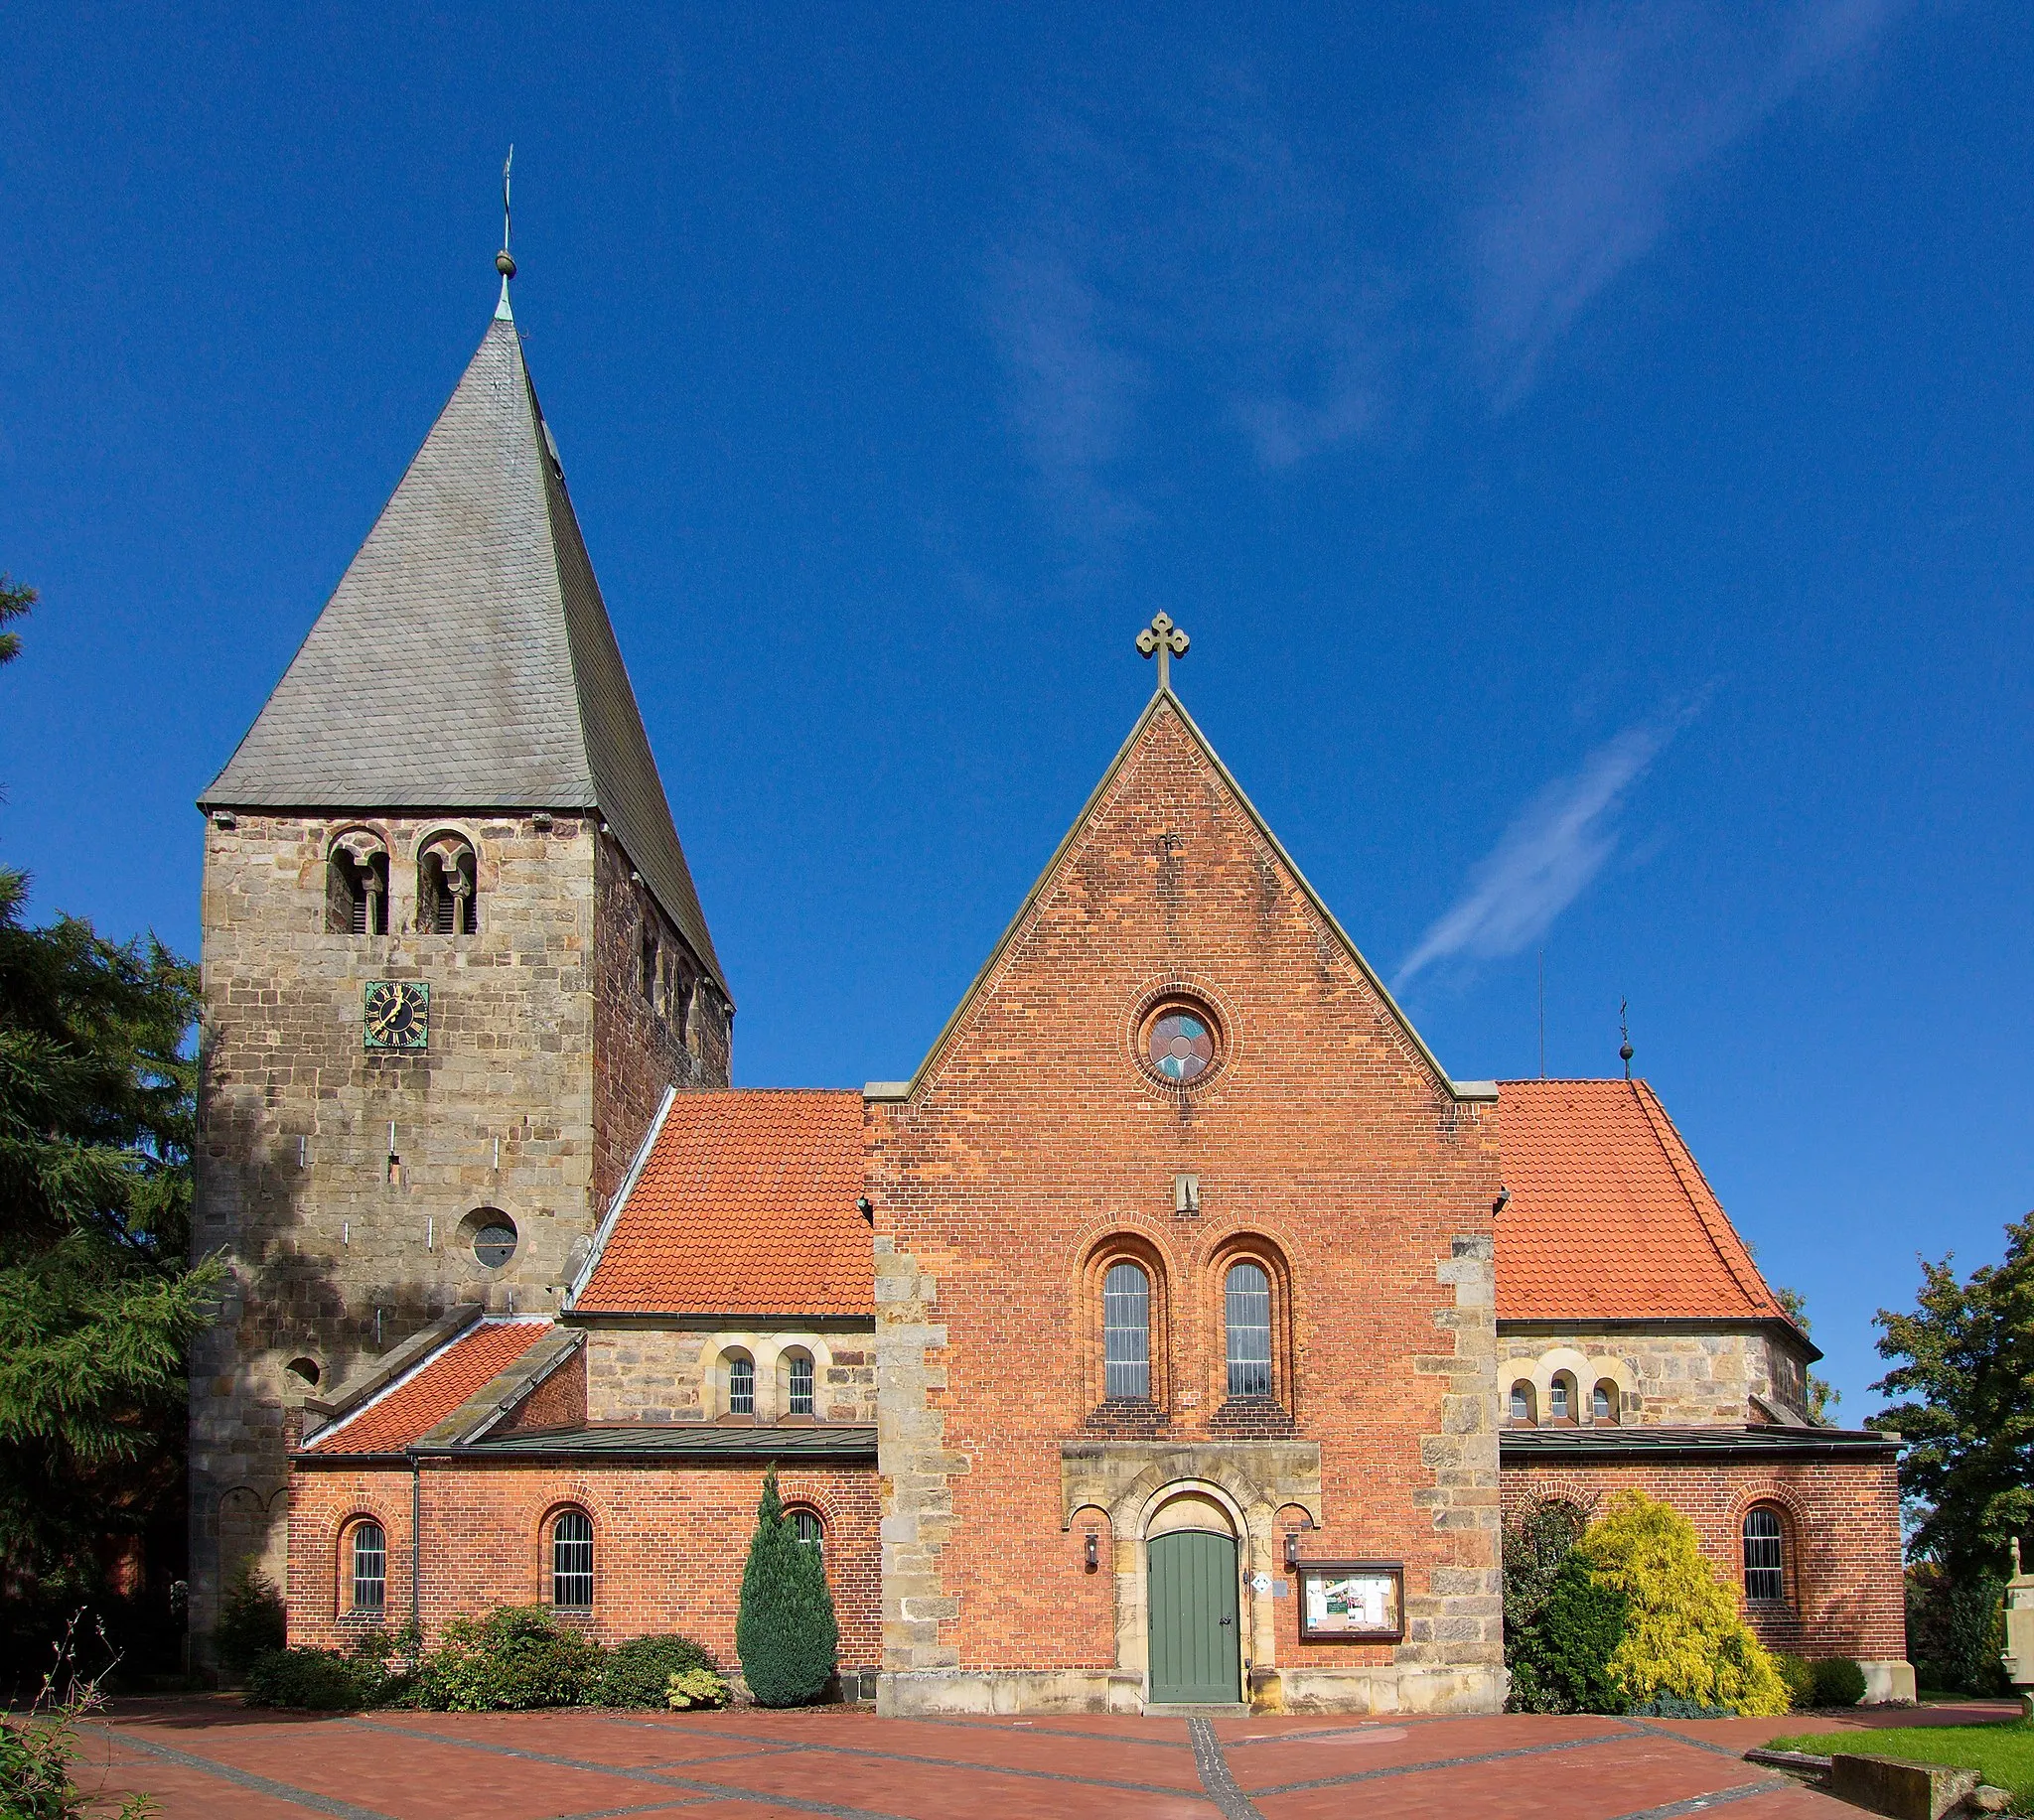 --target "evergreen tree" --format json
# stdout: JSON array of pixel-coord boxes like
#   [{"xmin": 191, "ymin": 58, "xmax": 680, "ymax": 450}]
[
  {"xmin": 734, "ymin": 1470, "xmax": 838, "ymax": 1707},
  {"xmin": 0, "ymin": 578, "xmax": 218, "ymax": 1589},
  {"xmin": 1871, "ymin": 1212, "xmax": 2034, "ymax": 1574}
]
